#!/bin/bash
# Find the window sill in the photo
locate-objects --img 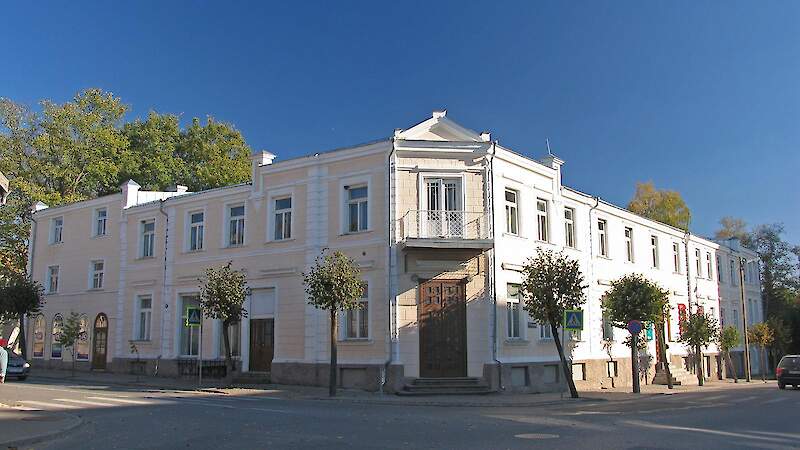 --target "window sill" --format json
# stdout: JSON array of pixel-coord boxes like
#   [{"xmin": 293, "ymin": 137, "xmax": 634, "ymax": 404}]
[
  {"xmin": 91, "ymin": 234, "xmax": 110, "ymax": 240},
  {"xmin": 129, "ymin": 339, "xmax": 151, "ymax": 344},
  {"xmin": 49, "ymin": 242, "xmax": 64, "ymax": 247},
  {"xmin": 224, "ymin": 244, "xmax": 247, "ymax": 250},
  {"xmin": 504, "ymin": 338, "xmax": 529, "ymax": 346},
  {"xmin": 502, "ymin": 232, "xmax": 526, "ymax": 240},
  {"xmin": 266, "ymin": 238, "xmax": 296, "ymax": 245},
  {"xmin": 597, "ymin": 255, "xmax": 612, "ymax": 260},
  {"xmin": 87, "ymin": 288, "xmax": 105, "ymax": 292},
  {"xmin": 339, "ymin": 338, "xmax": 373, "ymax": 345},
  {"xmin": 340, "ymin": 230, "xmax": 372, "ymax": 237},
  {"xmin": 184, "ymin": 249, "xmax": 206, "ymax": 255},
  {"xmin": 136, "ymin": 256, "xmax": 156, "ymax": 261}
]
